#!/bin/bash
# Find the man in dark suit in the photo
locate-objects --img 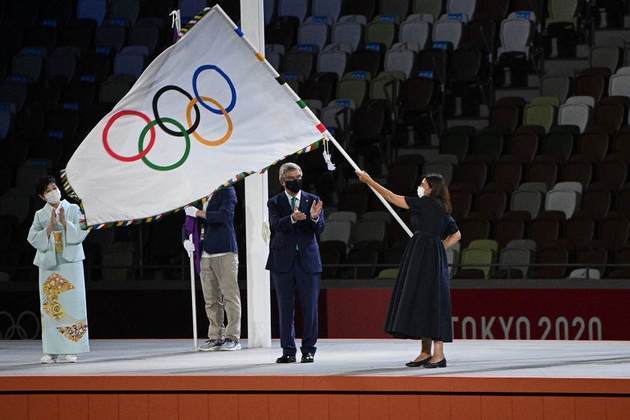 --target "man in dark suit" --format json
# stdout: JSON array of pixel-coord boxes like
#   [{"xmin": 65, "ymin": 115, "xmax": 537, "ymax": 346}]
[{"xmin": 266, "ymin": 162, "xmax": 324, "ymax": 363}]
